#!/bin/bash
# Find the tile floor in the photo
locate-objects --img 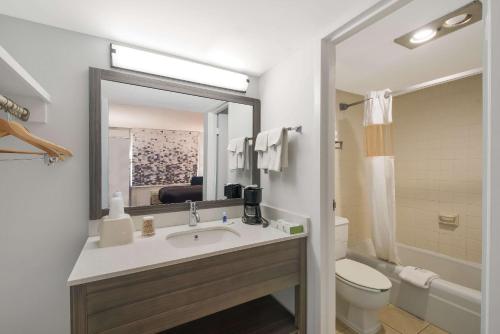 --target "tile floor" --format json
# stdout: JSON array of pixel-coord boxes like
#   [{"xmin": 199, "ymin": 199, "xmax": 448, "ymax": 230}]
[{"xmin": 336, "ymin": 304, "xmax": 448, "ymax": 334}]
